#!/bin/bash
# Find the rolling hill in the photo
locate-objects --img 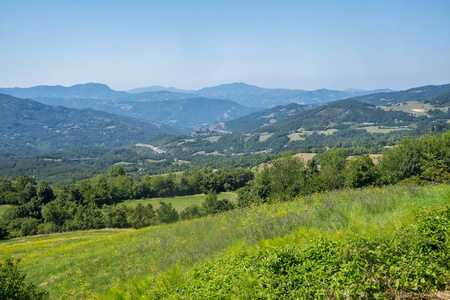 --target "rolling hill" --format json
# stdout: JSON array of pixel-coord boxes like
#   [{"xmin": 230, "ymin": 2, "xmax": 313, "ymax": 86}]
[
  {"xmin": 0, "ymin": 82, "xmax": 126, "ymax": 100},
  {"xmin": 353, "ymin": 84, "xmax": 450, "ymax": 105},
  {"xmin": 211, "ymin": 102, "xmax": 312, "ymax": 133},
  {"xmin": 0, "ymin": 93, "xmax": 178, "ymax": 156},
  {"xmin": 257, "ymin": 99, "xmax": 419, "ymax": 133},
  {"xmin": 31, "ymin": 96, "xmax": 257, "ymax": 130},
  {"xmin": 194, "ymin": 82, "xmax": 394, "ymax": 108}
]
